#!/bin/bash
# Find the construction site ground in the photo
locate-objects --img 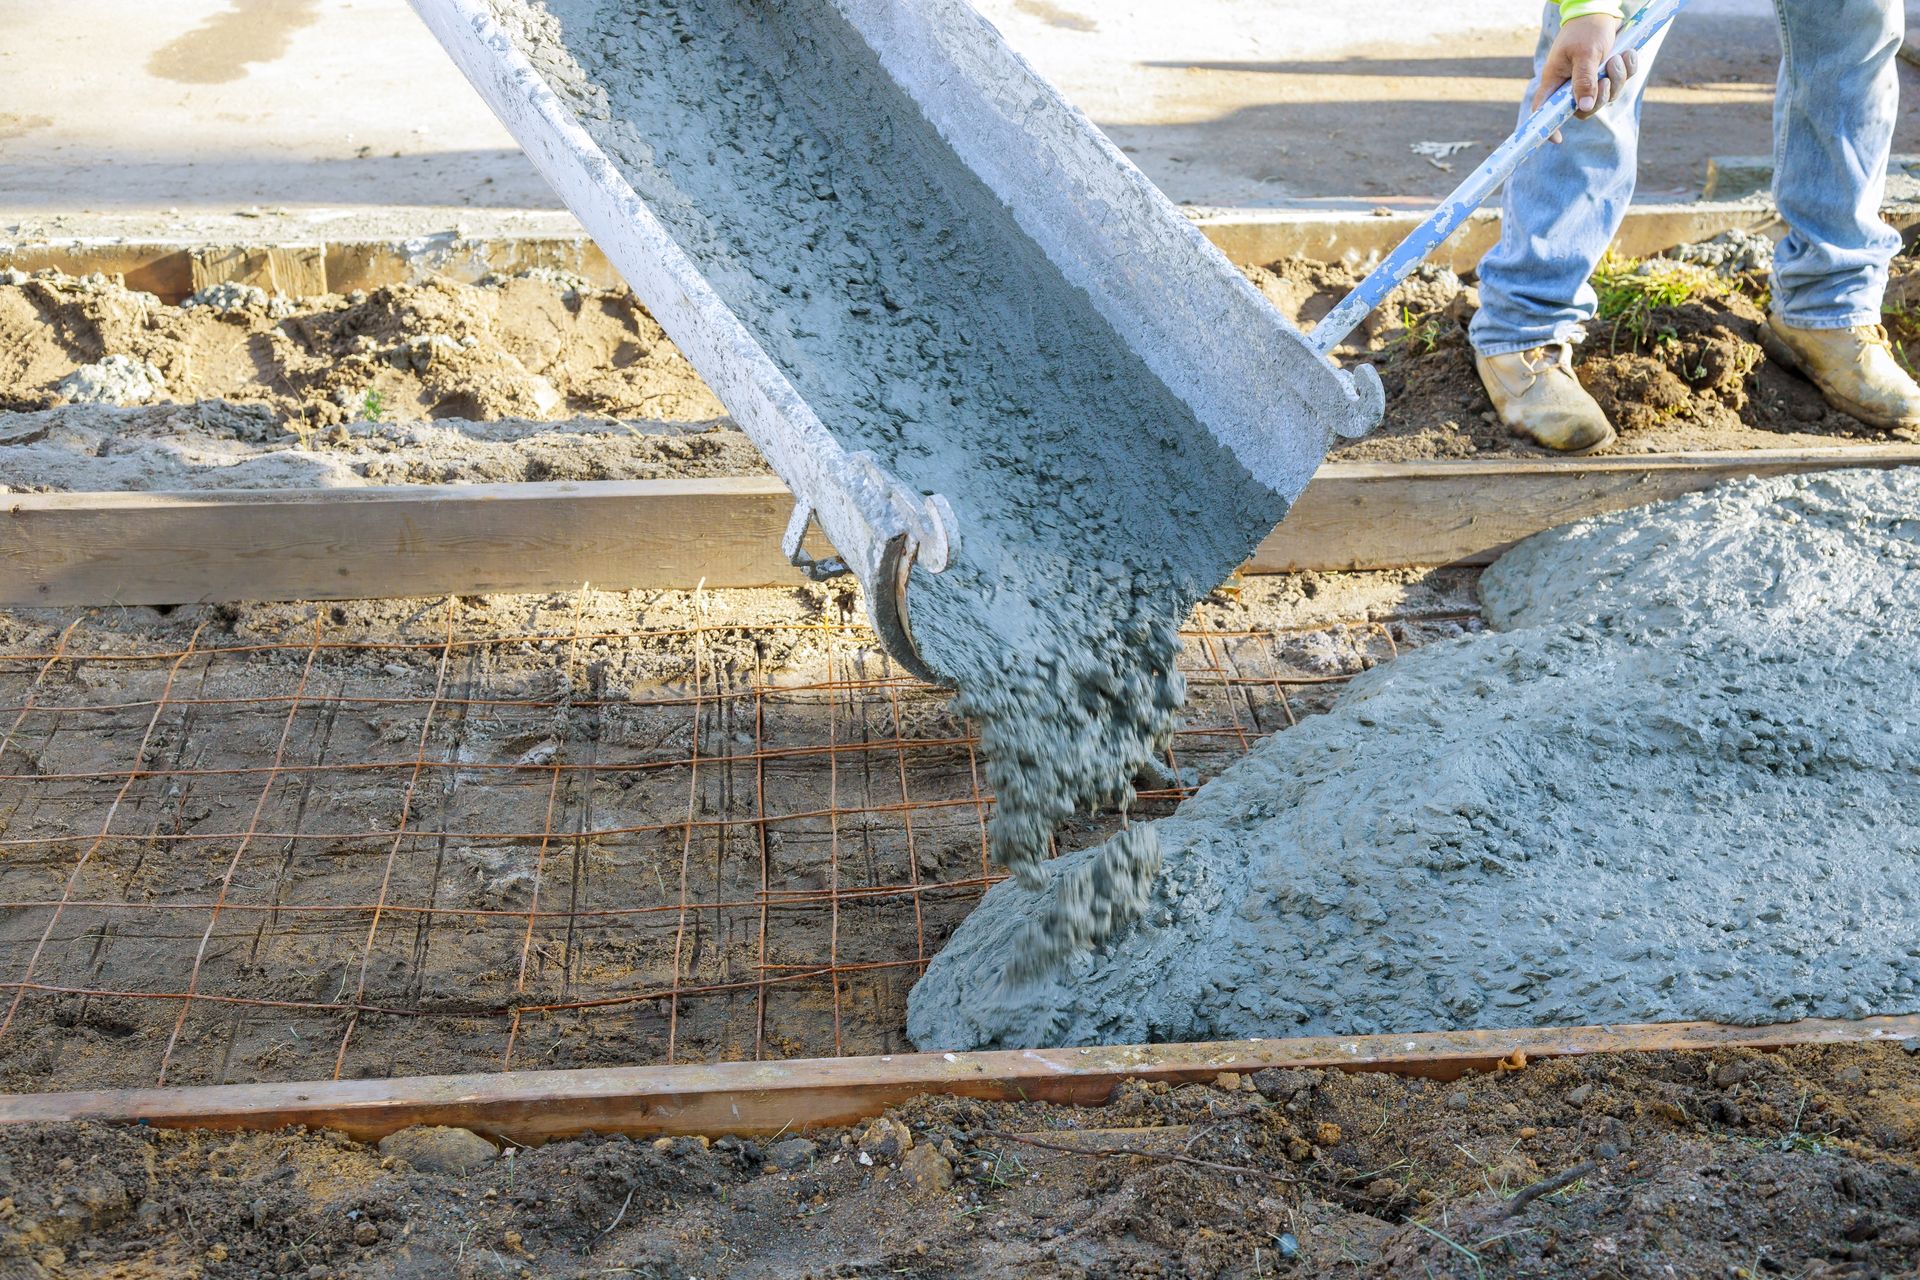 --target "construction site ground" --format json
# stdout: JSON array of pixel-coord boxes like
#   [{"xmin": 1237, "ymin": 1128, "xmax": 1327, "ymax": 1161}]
[
  {"xmin": 2, "ymin": 169, "xmax": 1920, "ymax": 1280},
  {"xmin": 4, "ymin": 257, "xmax": 1920, "ymax": 495},
  {"xmin": 3, "ymin": 4, "xmax": 1920, "ymax": 1279},
  {"xmin": 0, "ymin": 566, "xmax": 1480, "ymax": 1095},
  {"xmin": 2, "ymin": 1044, "xmax": 1916, "ymax": 1278}
]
